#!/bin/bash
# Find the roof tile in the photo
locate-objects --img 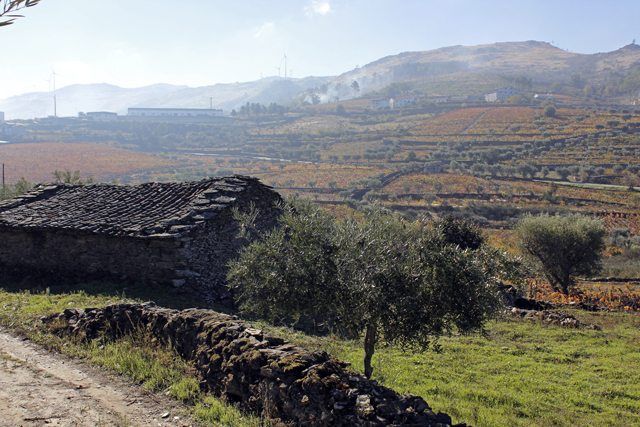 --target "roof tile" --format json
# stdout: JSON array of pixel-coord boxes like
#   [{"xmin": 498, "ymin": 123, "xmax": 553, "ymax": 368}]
[{"xmin": 0, "ymin": 176, "xmax": 272, "ymax": 238}]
